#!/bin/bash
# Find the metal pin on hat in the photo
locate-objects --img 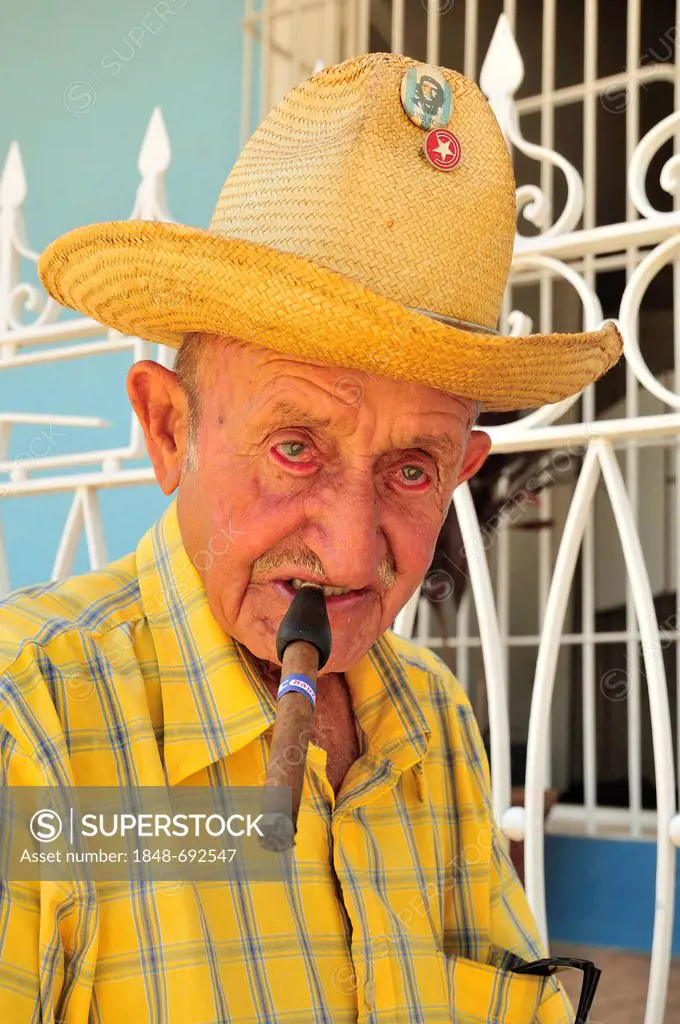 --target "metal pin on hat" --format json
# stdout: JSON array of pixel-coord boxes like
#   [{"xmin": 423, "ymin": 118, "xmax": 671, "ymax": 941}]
[
  {"xmin": 400, "ymin": 64, "xmax": 452, "ymax": 130},
  {"xmin": 400, "ymin": 63, "xmax": 462, "ymax": 173},
  {"xmin": 423, "ymin": 128, "xmax": 462, "ymax": 171}
]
